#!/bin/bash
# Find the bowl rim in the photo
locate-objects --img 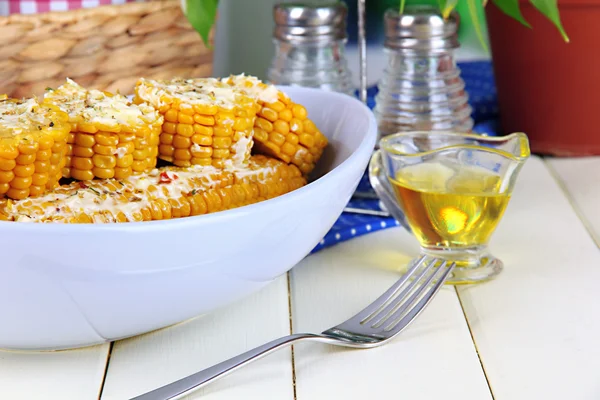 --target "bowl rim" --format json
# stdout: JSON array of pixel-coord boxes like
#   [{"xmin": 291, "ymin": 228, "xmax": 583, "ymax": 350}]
[{"xmin": 0, "ymin": 86, "xmax": 377, "ymax": 233}]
